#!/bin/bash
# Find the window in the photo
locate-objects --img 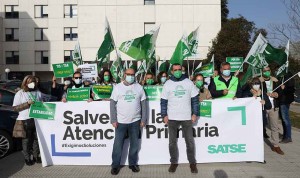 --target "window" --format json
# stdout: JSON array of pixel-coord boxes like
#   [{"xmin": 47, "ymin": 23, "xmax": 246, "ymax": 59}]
[
  {"xmin": 144, "ymin": 0, "xmax": 155, "ymax": 5},
  {"xmin": 35, "ymin": 28, "xmax": 48, "ymax": 41},
  {"xmin": 64, "ymin": 50, "xmax": 73, "ymax": 62},
  {"xmin": 35, "ymin": 51, "xmax": 49, "ymax": 64},
  {"xmin": 144, "ymin": 22, "xmax": 155, "ymax": 34},
  {"xmin": 64, "ymin": 5, "xmax": 78, "ymax": 18},
  {"xmin": 64, "ymin": 28, "xmax": 78, "ymax": 41},
  {"xmin": 35, "ymin": 5, "xmax": 48, "ymax": 18},
  {"xmin": 6, "ymin": 51, "xmax": 19, "ymax": 64},
  {"xmin": 5, "ymin": 28, "xmax": 19, "ymax": 41},
  {"xmin": 5, "ymin": 5, "xmax": 19, "ymax": 18}
]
